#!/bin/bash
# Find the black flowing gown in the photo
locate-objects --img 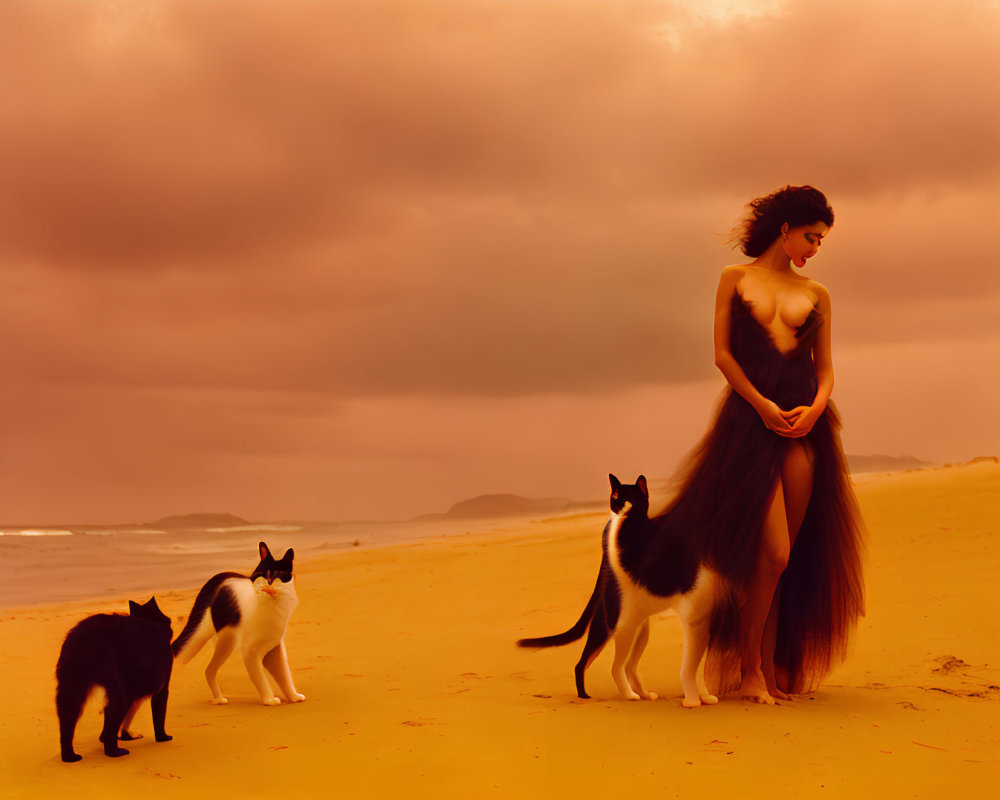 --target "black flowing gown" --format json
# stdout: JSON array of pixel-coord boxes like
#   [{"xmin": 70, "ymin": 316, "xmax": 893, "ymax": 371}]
[{"xmin": 660, "ymin": 291, "xmax": 865, "ymax": 694}]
